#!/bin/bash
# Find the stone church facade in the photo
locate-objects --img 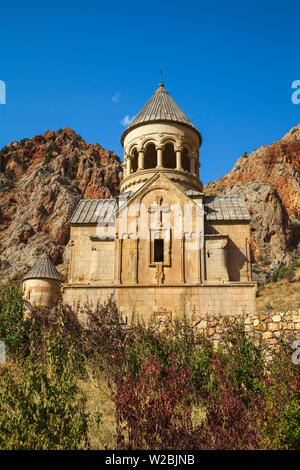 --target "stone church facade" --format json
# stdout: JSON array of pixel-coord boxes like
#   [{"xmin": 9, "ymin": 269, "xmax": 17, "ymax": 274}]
[{"xmin": 23, "ymin": 82, "xmax": 256, "ymax": 322}]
